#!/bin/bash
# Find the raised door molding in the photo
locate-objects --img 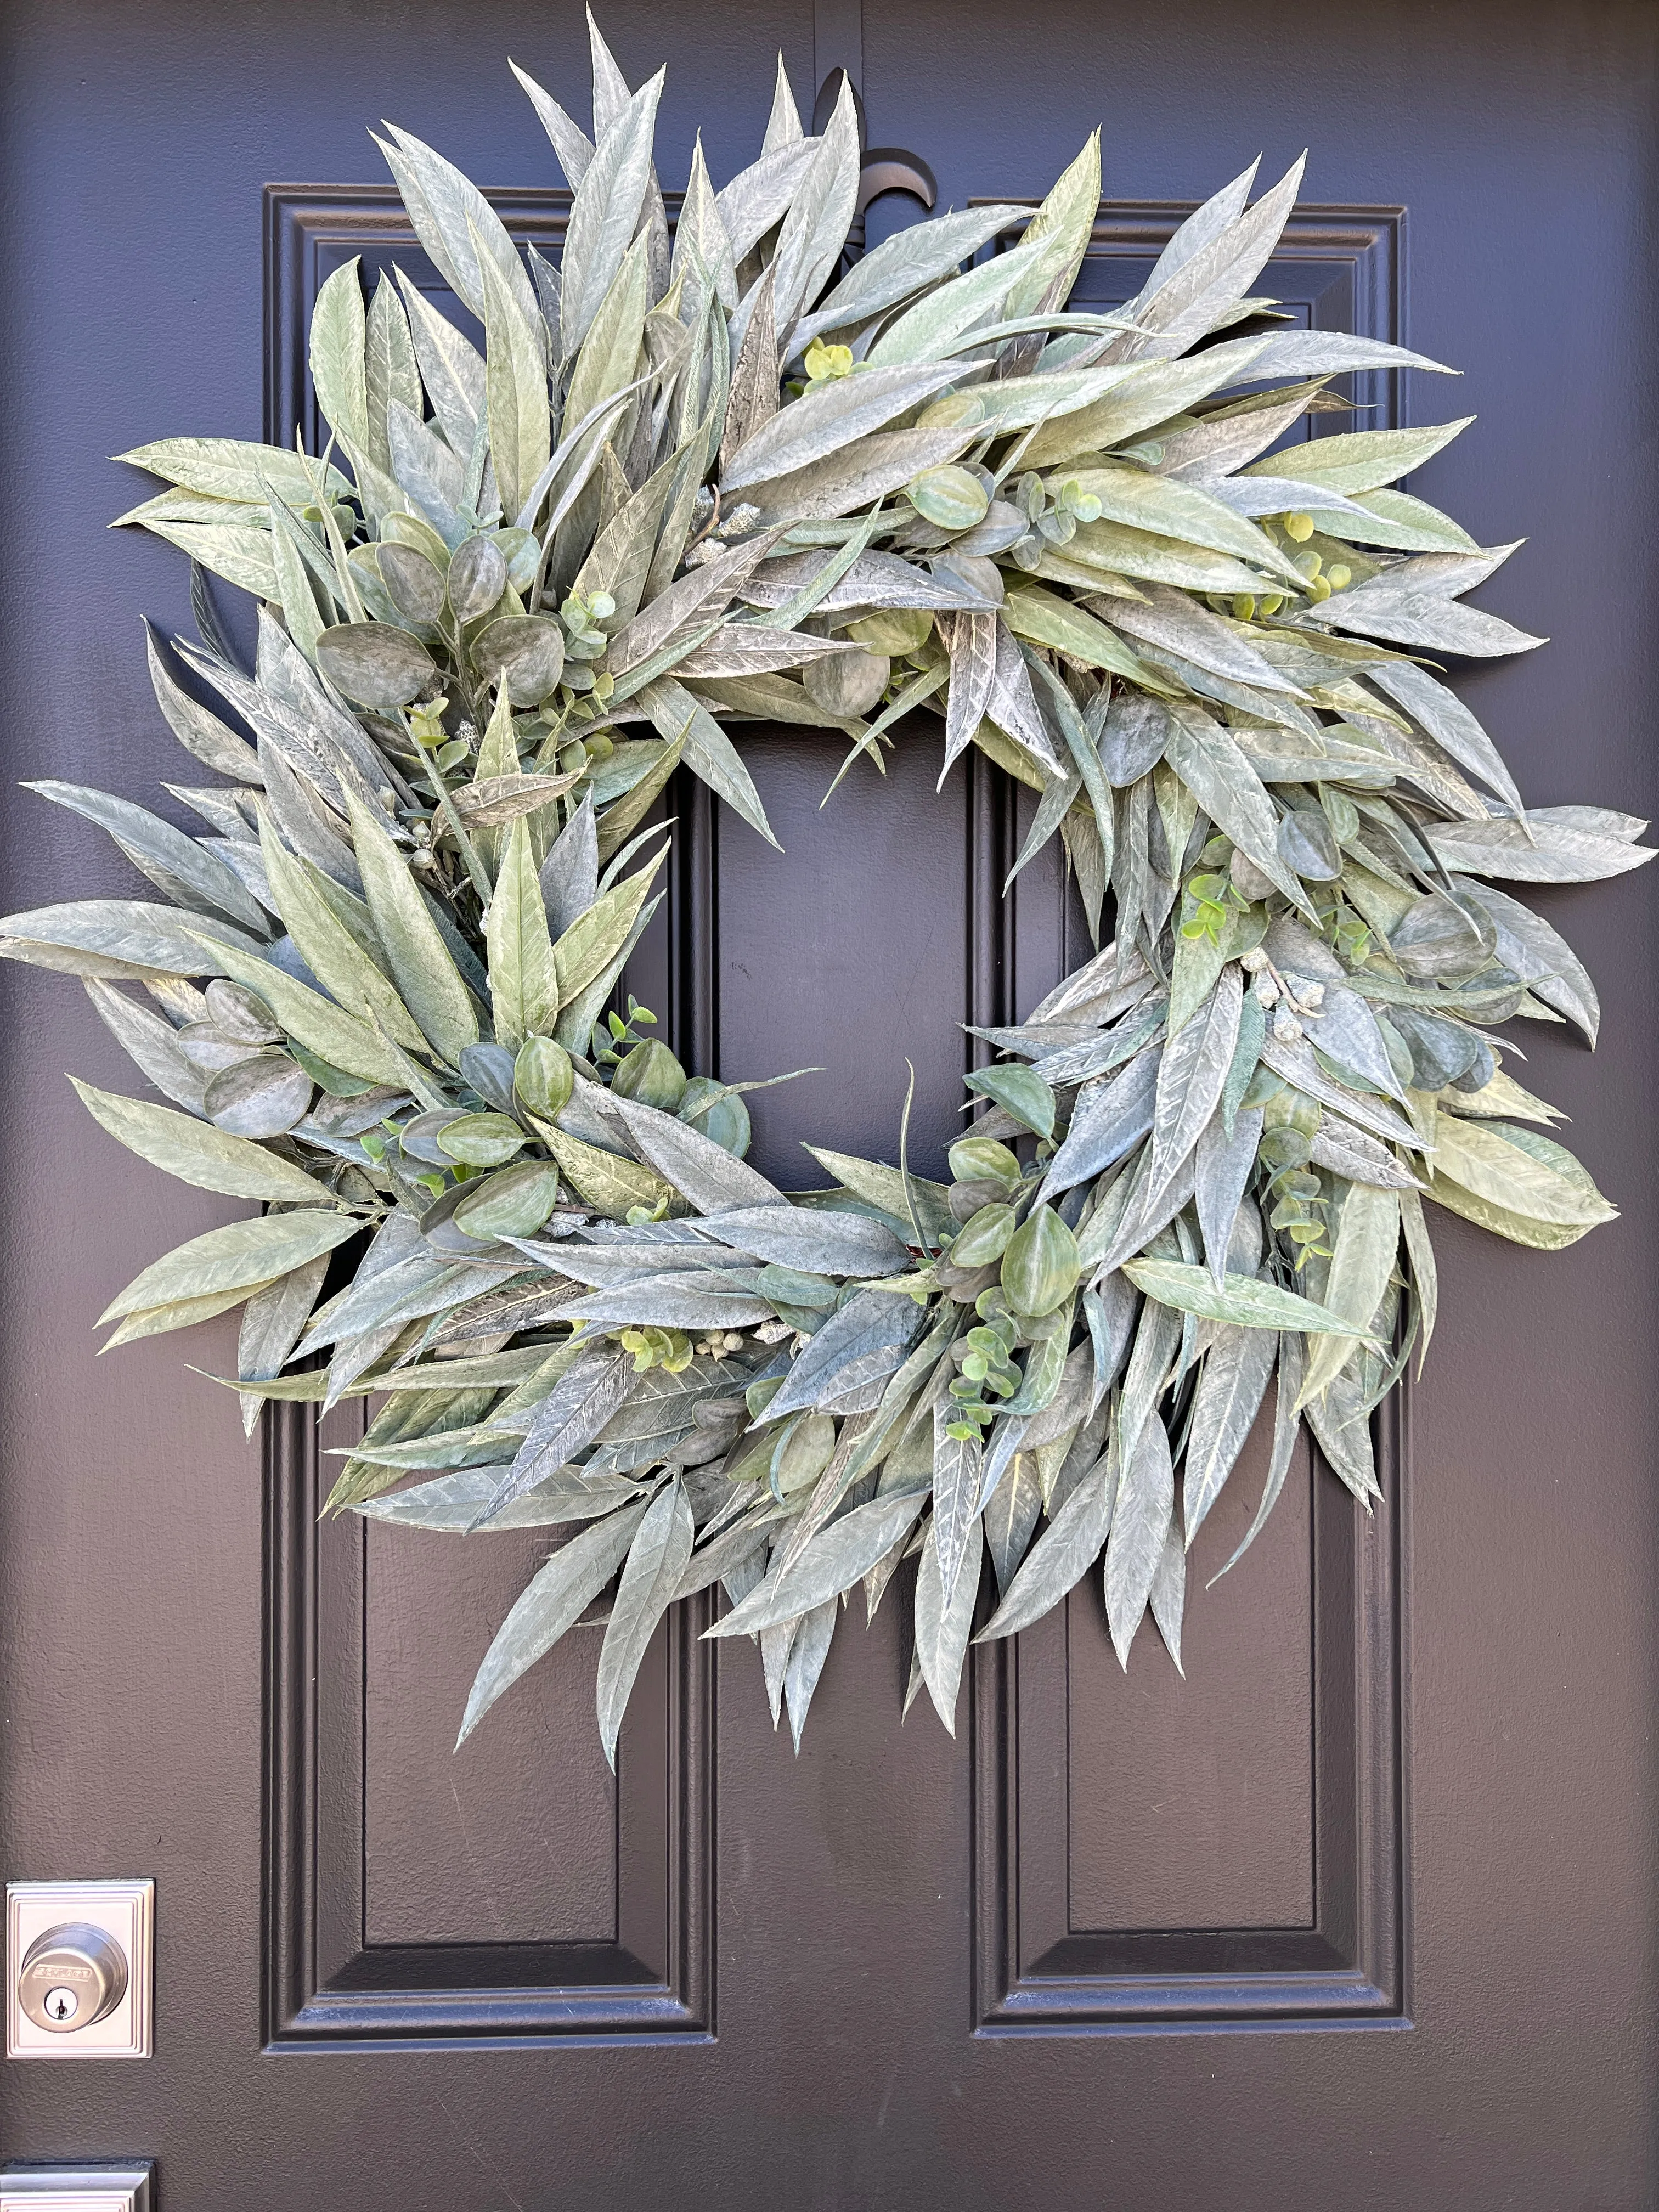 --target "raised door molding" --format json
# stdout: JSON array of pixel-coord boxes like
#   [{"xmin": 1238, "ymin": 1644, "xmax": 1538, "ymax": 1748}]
[
  {"xmin": 263, "ymin": 185, "xmax": 1410, "ymax": 2043},
  {"xmin": 262, "ymin": 188, "xmax": 716, "ymax": 2050},
  {"xmin": 970, "ymin": 201, "xmax": 1411, "ymax": 2035}
]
